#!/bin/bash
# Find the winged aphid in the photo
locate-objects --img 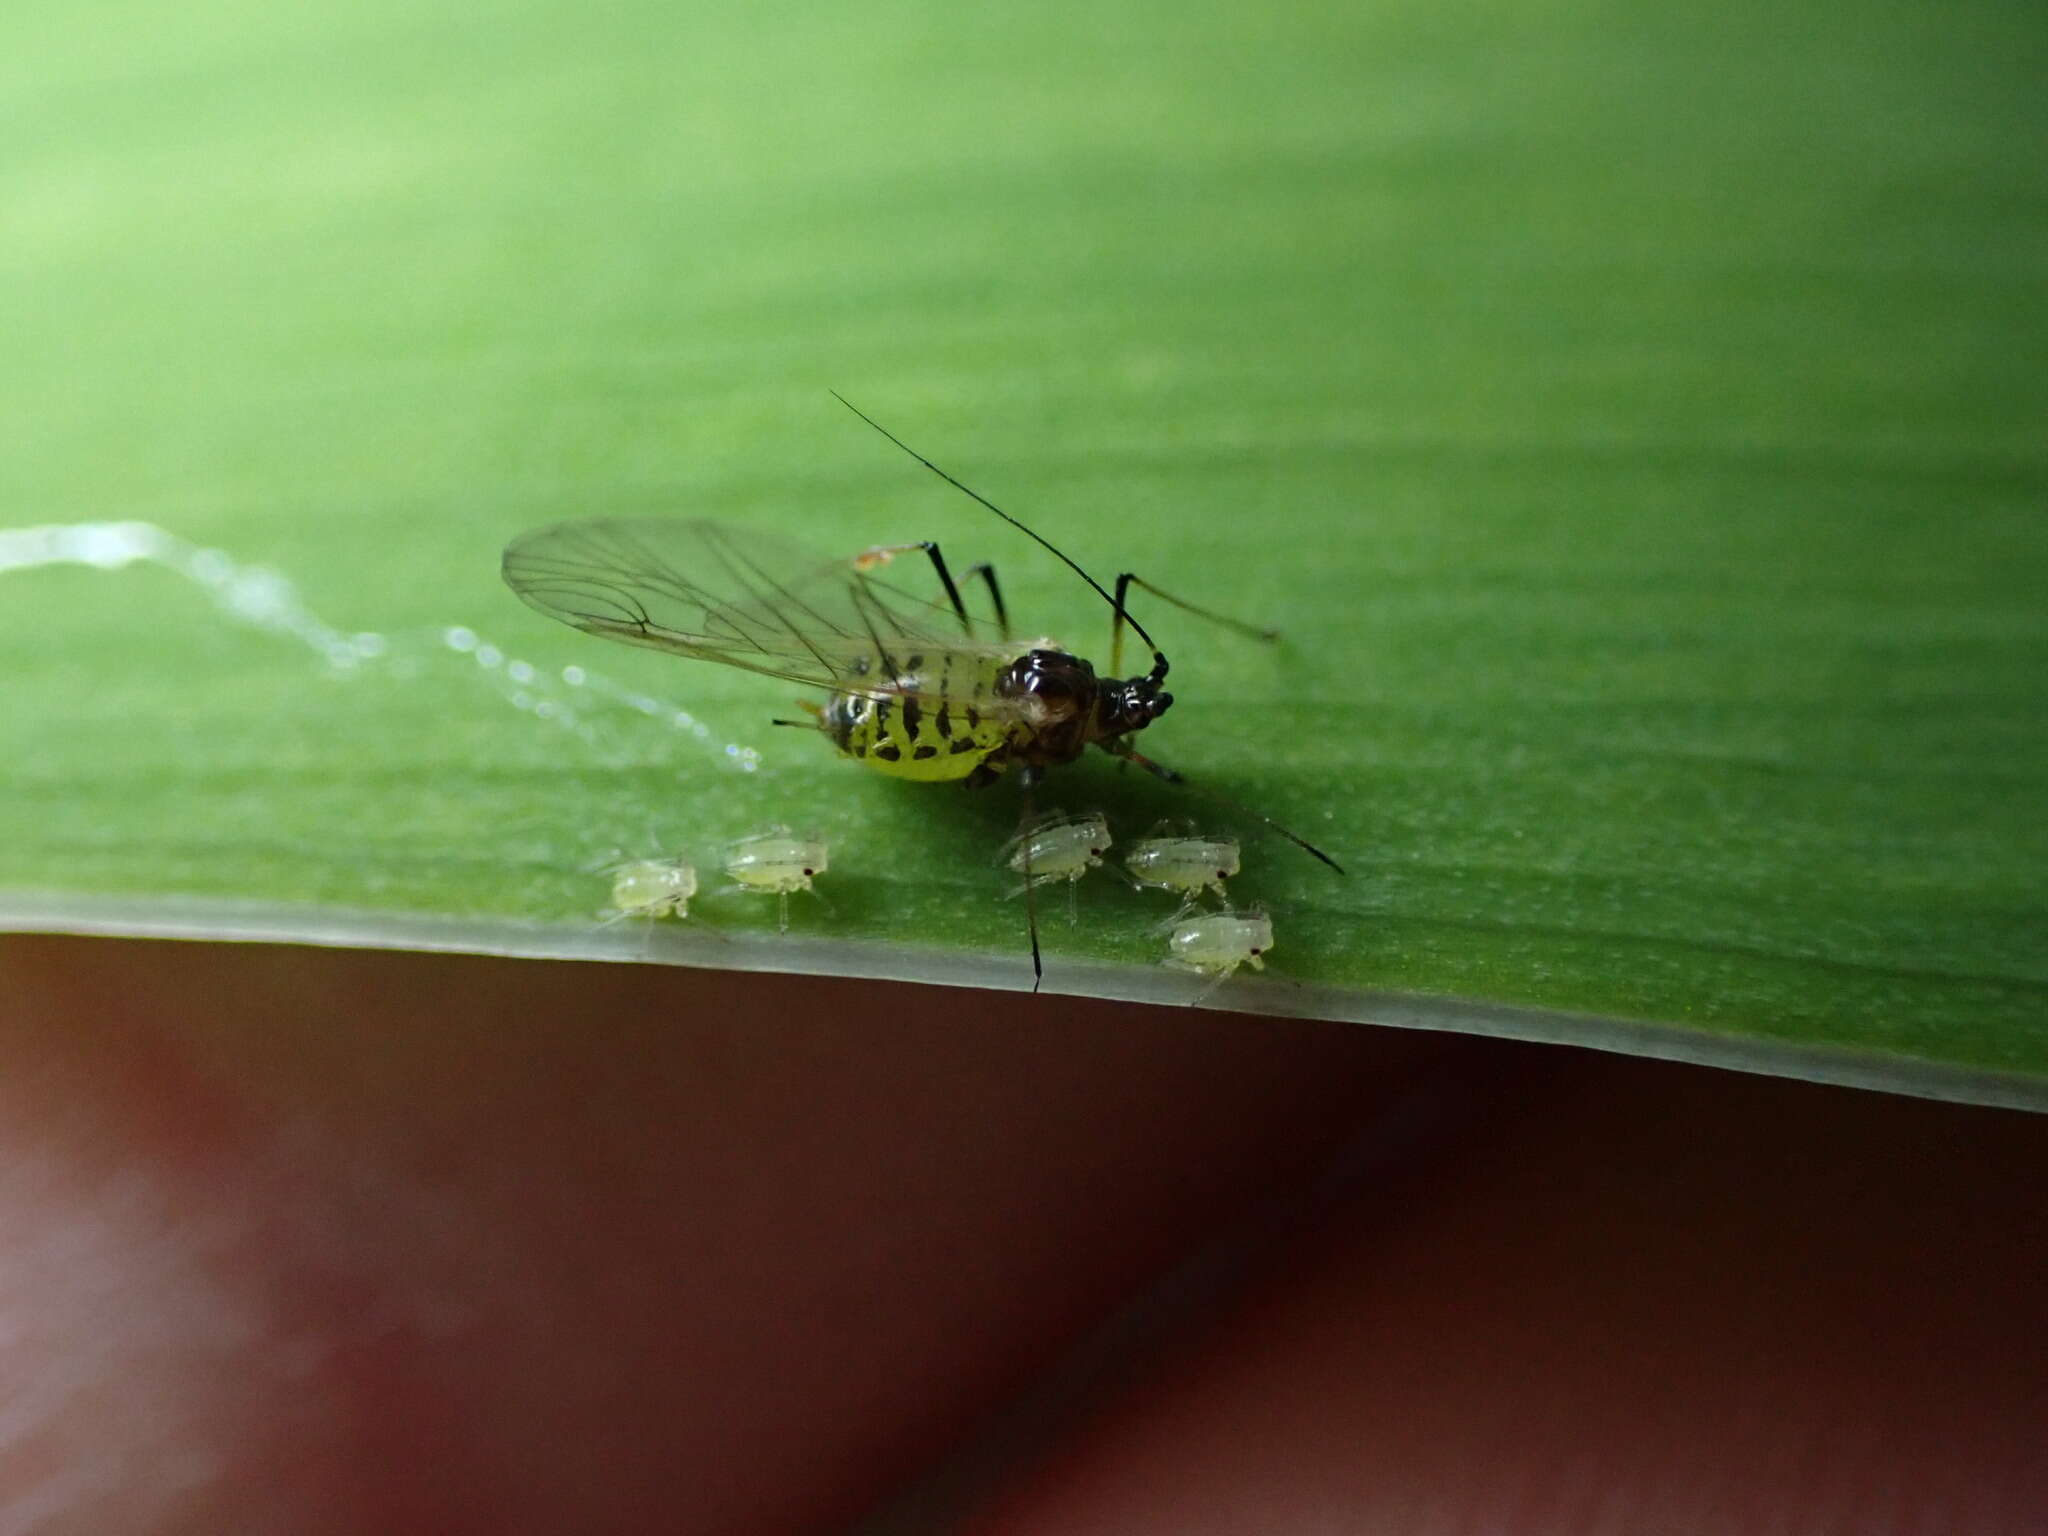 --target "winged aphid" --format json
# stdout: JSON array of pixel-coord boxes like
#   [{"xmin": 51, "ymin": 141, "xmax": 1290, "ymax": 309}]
[{"xmin": 503, "ymin": 397, "xmax": 1341, "ymax": 984}]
